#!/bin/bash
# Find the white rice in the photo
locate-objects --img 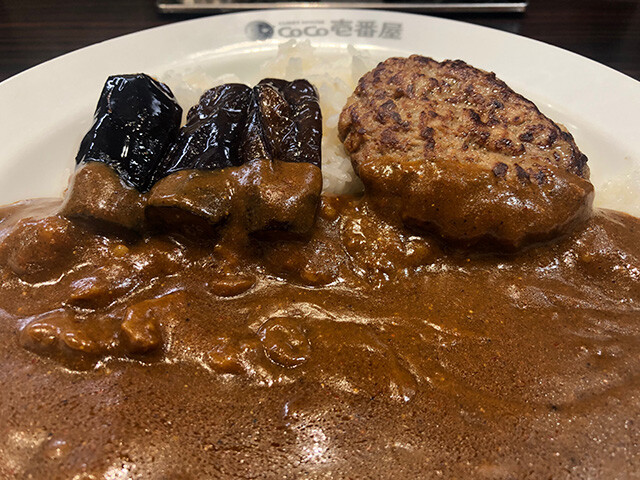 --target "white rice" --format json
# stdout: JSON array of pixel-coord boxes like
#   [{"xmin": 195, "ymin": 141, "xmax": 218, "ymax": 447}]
[
  {"xmin": 162, "ymin": 40, "xmax": 375, "ymax": 194},
  {"xmin": 596, "ymin": 164, "xmax": 640, "ymax": 216}
]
